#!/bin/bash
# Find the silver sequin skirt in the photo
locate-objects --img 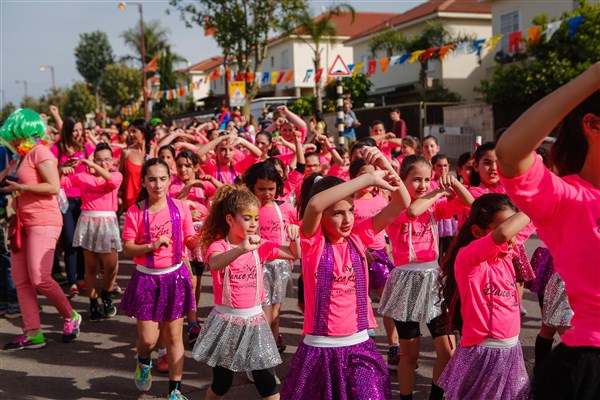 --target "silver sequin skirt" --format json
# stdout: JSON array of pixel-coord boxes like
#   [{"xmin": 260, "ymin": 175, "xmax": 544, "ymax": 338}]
[
  {"xmin": 543, "ymin": 272, "xmax": 573, "ymax": 328},
  {"xmin": 262, "ymin": 259, "xmax": 293, "ymax": 306},
  {"xmin": 378, "ymin": 264, "xmax": 441, "ymax": 324},
  {"xmin": 191, "ymin": 305, "xmax": 282, "ymax": 371},
  {"xmin": 73, "ymin": 211, "xmax": 122, "ymax": 253}
]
